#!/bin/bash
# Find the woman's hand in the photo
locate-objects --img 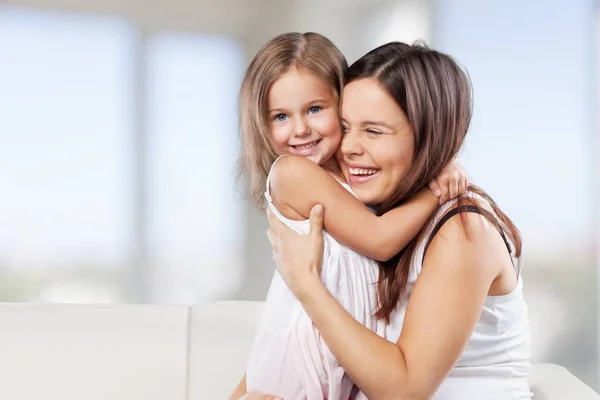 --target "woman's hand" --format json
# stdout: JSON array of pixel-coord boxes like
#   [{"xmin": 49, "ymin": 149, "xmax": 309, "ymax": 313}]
[
  {"xmin": 266, "ymin": 204, "xmax": 325, "ymax": 299},
  {"xmin": 428, "ymin": 159, "xmax": 470, "ymax": 203}
]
